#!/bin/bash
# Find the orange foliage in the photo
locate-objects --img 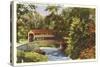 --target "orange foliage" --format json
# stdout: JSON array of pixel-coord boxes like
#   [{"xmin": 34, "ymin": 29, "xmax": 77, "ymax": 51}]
[{"xmin": 79, "ymin": 46, "xmax": 95, "ymax": 59}]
